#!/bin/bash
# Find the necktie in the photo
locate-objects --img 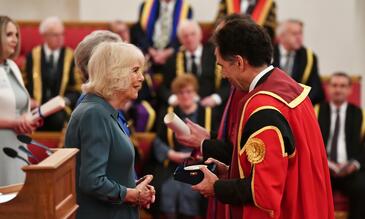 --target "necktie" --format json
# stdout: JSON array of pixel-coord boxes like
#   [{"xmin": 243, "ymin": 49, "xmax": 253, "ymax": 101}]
[
  {"xmin": 191, "ymin": 54, "xmax": 198, "ymax": 75},
  {"xmin": 282, "ymin": 52, "xmax": 293, "ymax": 75},
  {"xmin": 330, "ymin": 109, "xmax": 340, "ymax": 162},
  {"xmin": 49, "ymin": 53, "xmax": 55, "ymax": 71},
  {"xmin": 155, "ymin": 4, "xmax": 170, "ymax": 49},
  {"xmin": 117, "ymin": 112, "xmax": 131, "ymax": 136}
]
